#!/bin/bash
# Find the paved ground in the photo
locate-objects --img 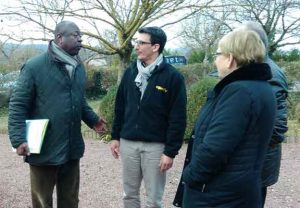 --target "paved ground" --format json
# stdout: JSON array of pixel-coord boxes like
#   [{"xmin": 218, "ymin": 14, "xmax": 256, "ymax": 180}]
[{"xmin": 0, "ymin": 134, "xmax": 299, "ymax": 208}]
